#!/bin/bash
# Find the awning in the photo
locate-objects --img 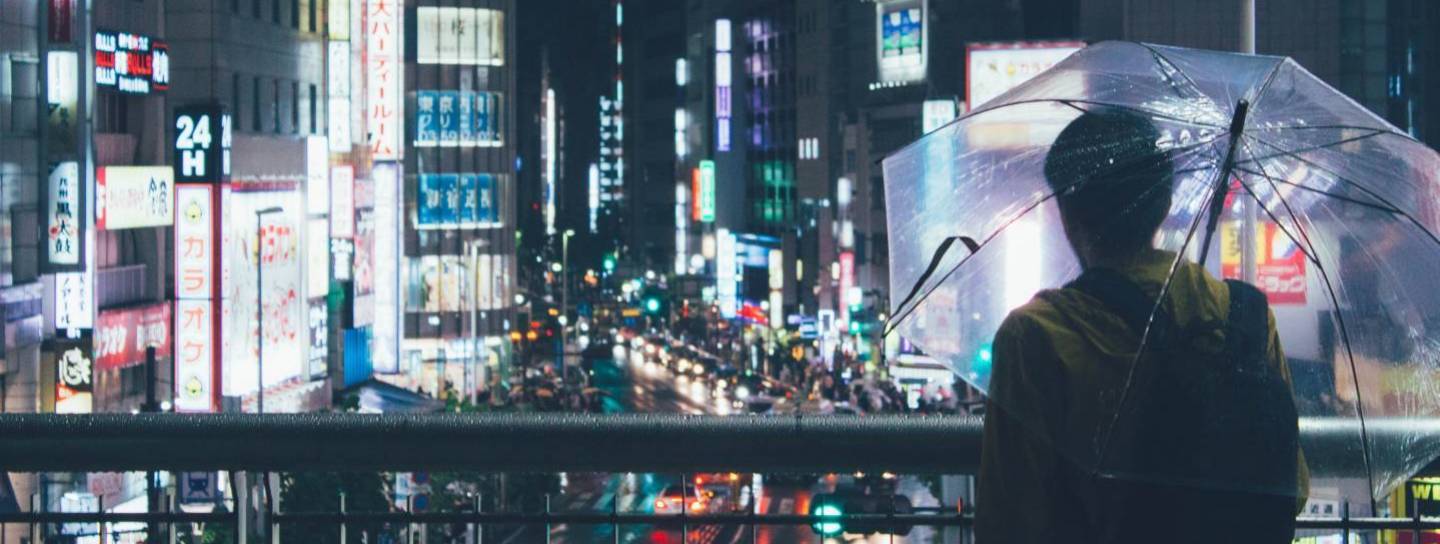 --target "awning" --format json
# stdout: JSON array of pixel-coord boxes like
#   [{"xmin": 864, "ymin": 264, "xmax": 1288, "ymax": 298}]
[{"xmin": 338, "ymin": 379, "xmax": 444, "ymax": 414}]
